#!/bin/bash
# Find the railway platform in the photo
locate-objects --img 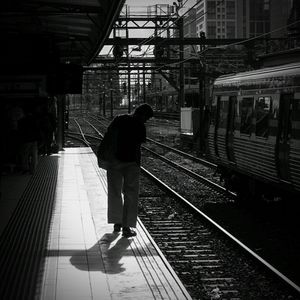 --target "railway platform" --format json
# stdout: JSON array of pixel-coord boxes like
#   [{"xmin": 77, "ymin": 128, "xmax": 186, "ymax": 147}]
[{"xmin": 0, "ymin": 147, "xmax": 192, "ymax": 300}]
